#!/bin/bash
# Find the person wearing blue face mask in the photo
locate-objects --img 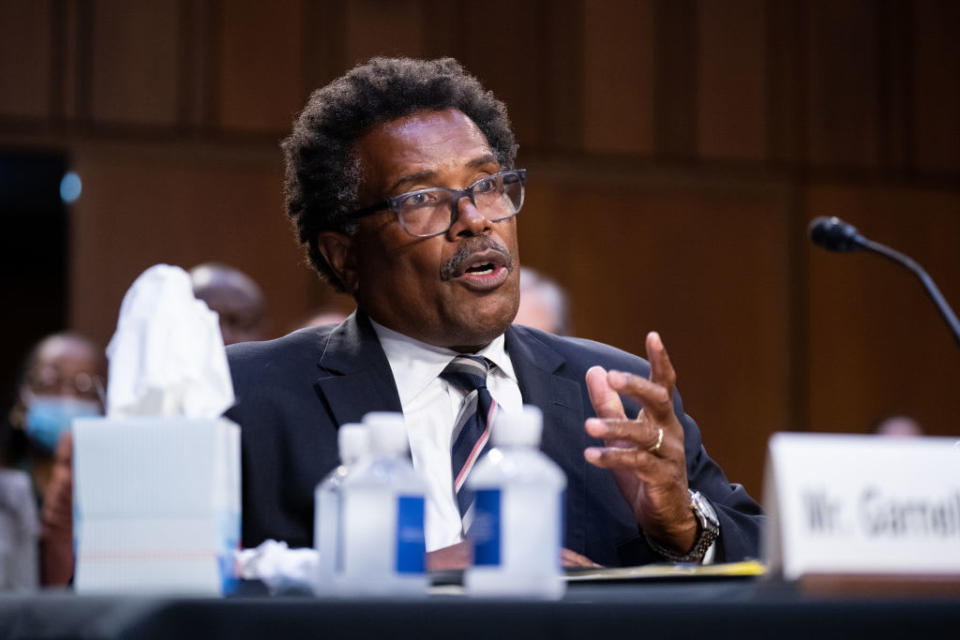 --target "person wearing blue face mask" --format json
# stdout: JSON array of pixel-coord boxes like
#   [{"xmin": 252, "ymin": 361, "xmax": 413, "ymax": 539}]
[
  {"xmin": 3, "ymin": 332, "xmax": 105, "ymax": 586},
  {"xmin": 21, "ymin": 392, "xmax": 101, "ymax": 454}
]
